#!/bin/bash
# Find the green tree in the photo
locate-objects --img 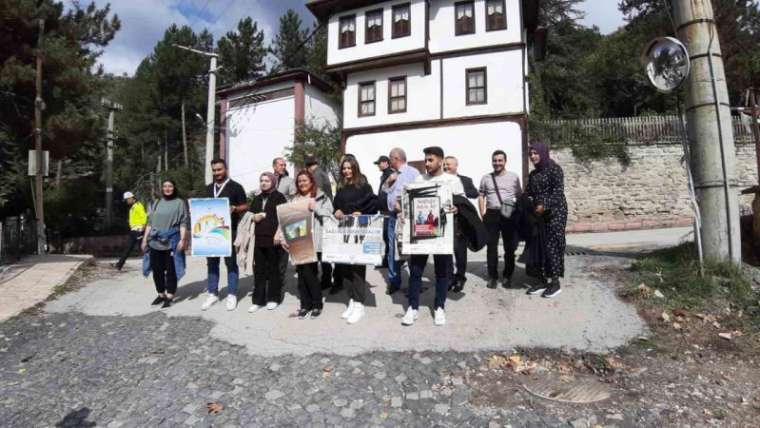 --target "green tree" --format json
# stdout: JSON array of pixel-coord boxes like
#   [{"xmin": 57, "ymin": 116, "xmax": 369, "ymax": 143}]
[
  {"xmin": 269, "ymin": 9, "xmax": 309, "ymax": 72},
  {"xmin": 286, "ymin": 120, "xmax": 343, "ymax": 181},
  {"xmin": 0, "ymin": 0, "xmax": 120, "ymax": 210},
  {"xmin": 217, "ymin": 17, "xmax": 267, "ymax": 85},
  {"xmin": 306, "ymin": 22, "xmax": 328, "ymax": 78}
]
